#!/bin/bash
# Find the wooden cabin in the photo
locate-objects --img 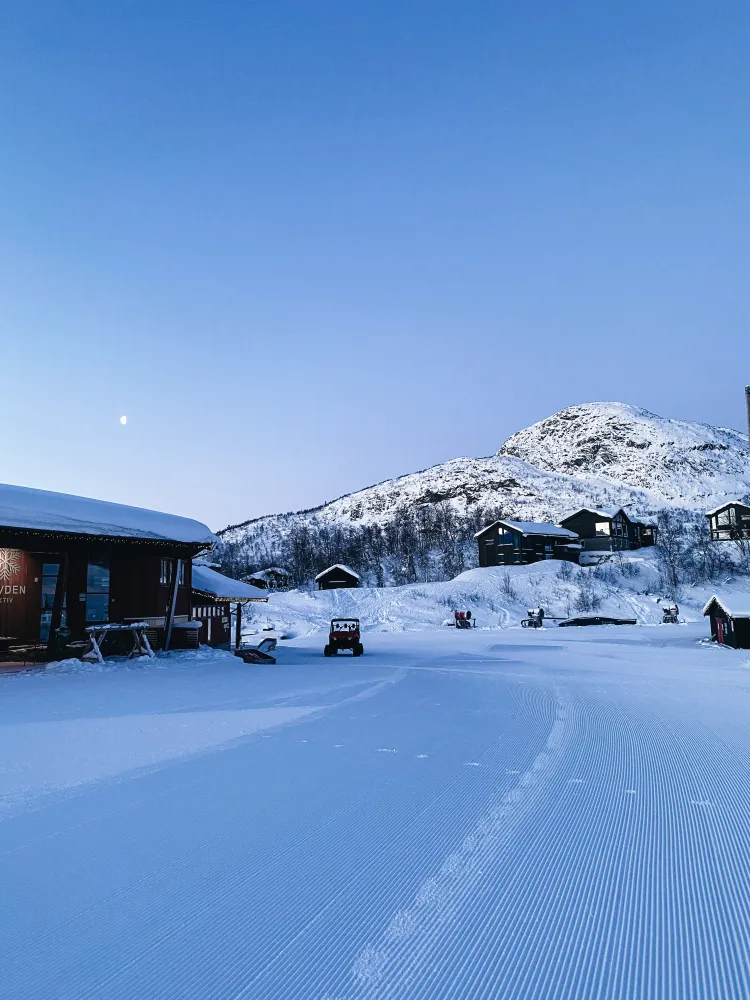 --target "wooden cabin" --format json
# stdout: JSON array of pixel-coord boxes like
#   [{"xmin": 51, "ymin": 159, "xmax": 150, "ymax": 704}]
[
  {"xmin": 192, "ymin": 564, "xmax": 269, "ymax": 649},
  {"xmin": 315, "ymin": 564, "xmax": 360, "ymax": 590},
  {"xmin": 705, "ymin": 501, "xmax": 750, "ymax": 541},
  {"xmin": 245, "ymin": 567, "xmax": 292, "ymax": 590},
  {"xmin": 559, "ymin": 507, "xmax": 637, "ymax": 553},
  {"xmin": 0, "ymin": 482, "xmax": 216, "ymax": 664},
  {"xmin": 632, "ymin": 520, "xmax": 658, "ymax": 547},
  {"xmin": 474, "ymin": 520, "xmax": 580, "ymax": 567},
  {"xmin": 702, "ymin": 596, "xmax": 750, "ymax": 649}
]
